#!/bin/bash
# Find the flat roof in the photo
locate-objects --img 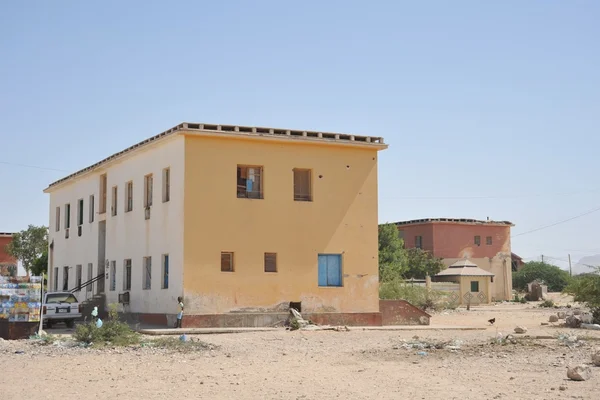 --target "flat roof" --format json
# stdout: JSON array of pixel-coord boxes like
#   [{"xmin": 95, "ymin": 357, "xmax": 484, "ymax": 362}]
[
  {"xmin": 0, "ymin": 233, "xmax": 14, "ymax": 237},
  {"xmin": 394, "ymin": 218, "xmax": 514, "ymax": 227},
  {"xmin": 45, "ymin": 122, "xmax": 387, "ymax": 191}
]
